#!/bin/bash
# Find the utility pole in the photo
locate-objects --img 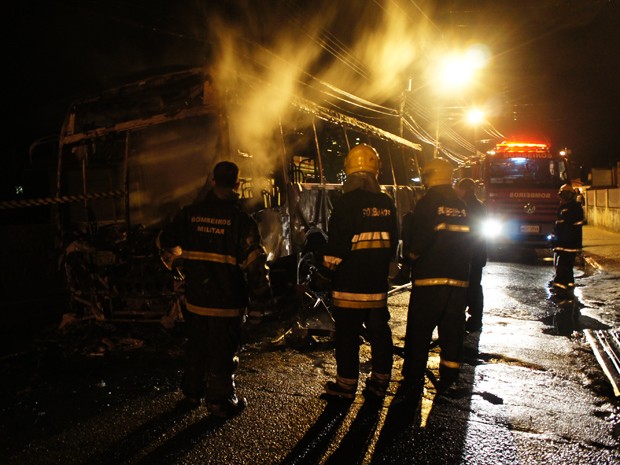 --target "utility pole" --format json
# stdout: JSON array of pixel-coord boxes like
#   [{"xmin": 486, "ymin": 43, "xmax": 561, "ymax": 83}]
[{"xmin": 400, "ymin": 77, "xmax": 412, "ymax": 139}]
